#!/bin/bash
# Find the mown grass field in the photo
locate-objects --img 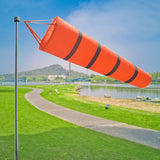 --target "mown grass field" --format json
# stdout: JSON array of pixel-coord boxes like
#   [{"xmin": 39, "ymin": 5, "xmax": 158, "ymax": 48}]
[
  {"xmin": 0, "ymin": 86, "xmax": 160, "ymax": 160},
  {"xmin": 40, "ymin": 84, "xmax": 160, "ymax": 131}
]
